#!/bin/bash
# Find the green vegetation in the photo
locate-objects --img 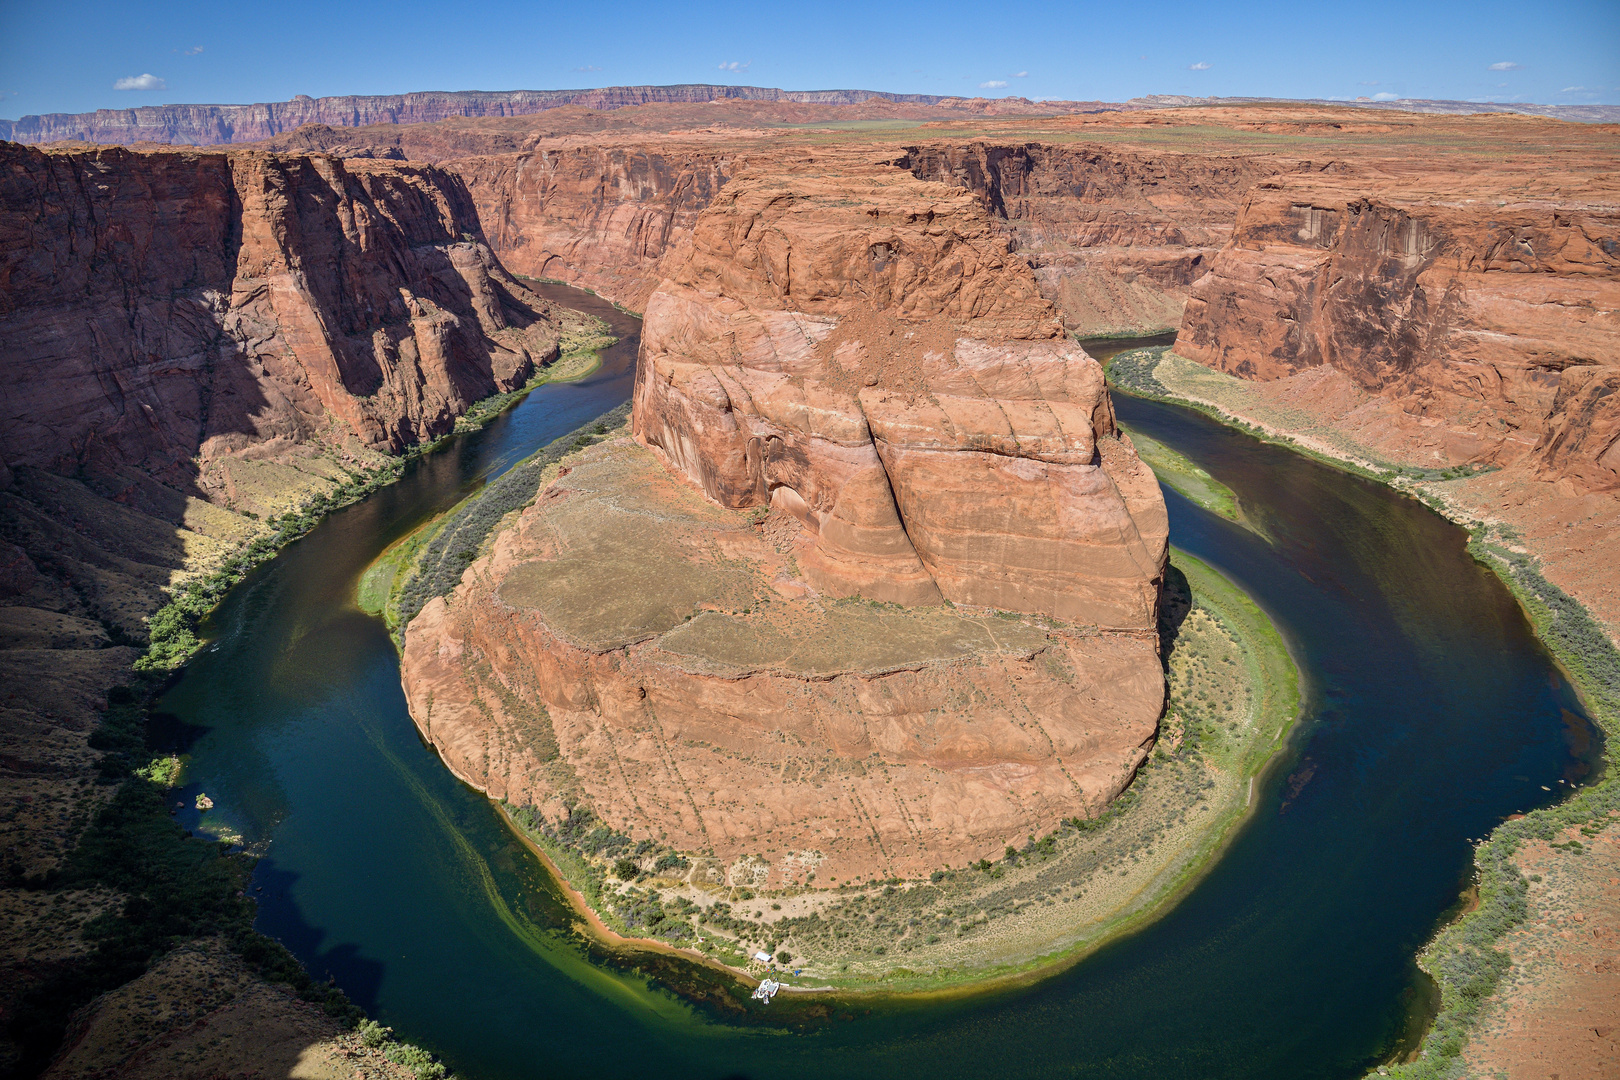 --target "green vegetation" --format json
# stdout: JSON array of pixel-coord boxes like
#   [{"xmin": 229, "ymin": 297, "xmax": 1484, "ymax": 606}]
[
  {"xmin": 496, "ymin": 550, "xmax": 1300, "ymax": 994},
  {"xmin": 504, "ymin": 802, "xmax": 696, "ymax": 945},
  {"xmin": 388, "ymin": 403, "xmax": 632, "ymax": 637},
  {"xmin": 358, "ymin": 1020, "xmax": 449, "ymax": 1080},
  {"xmin": 1118, "ymin": 422, "xmax": 1248, "ymax": 527}
]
